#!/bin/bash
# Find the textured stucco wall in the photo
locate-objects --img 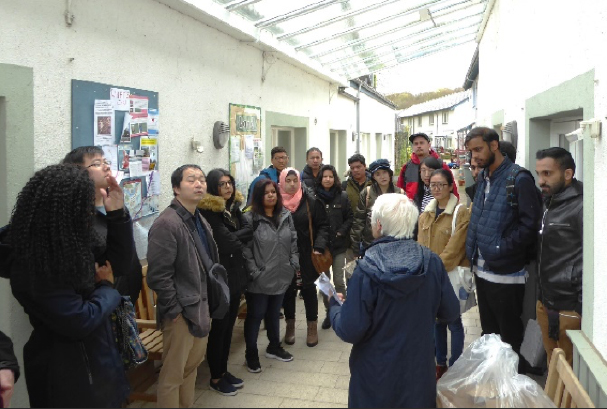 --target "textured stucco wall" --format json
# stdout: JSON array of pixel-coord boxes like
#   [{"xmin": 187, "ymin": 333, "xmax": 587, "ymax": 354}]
[
  {"xmin": 475, "ymin": 0, "xmax": 607, "ymax": 359},
  {"xmin": 0, "ymin": 0, "xmax": 395, "ymax": 406}
]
